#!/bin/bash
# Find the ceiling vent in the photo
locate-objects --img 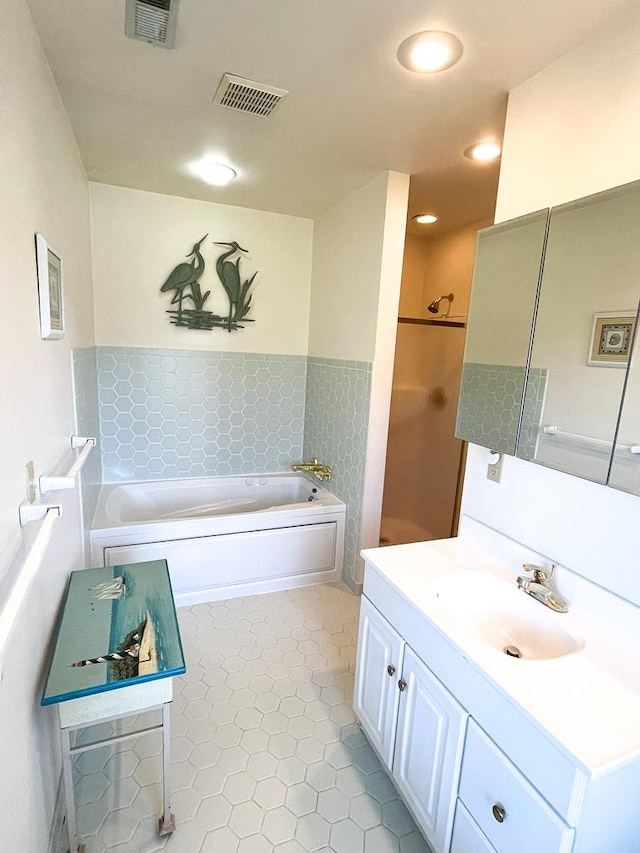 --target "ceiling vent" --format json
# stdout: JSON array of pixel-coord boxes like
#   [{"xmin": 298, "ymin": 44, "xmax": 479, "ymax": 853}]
[
  {"xmin": 125, "ymin": 0, "xmax": 179, "ymax": 48},
  {"xmin": 213, "ymin": 74, "xmax": 289, "ymax": 117}
]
